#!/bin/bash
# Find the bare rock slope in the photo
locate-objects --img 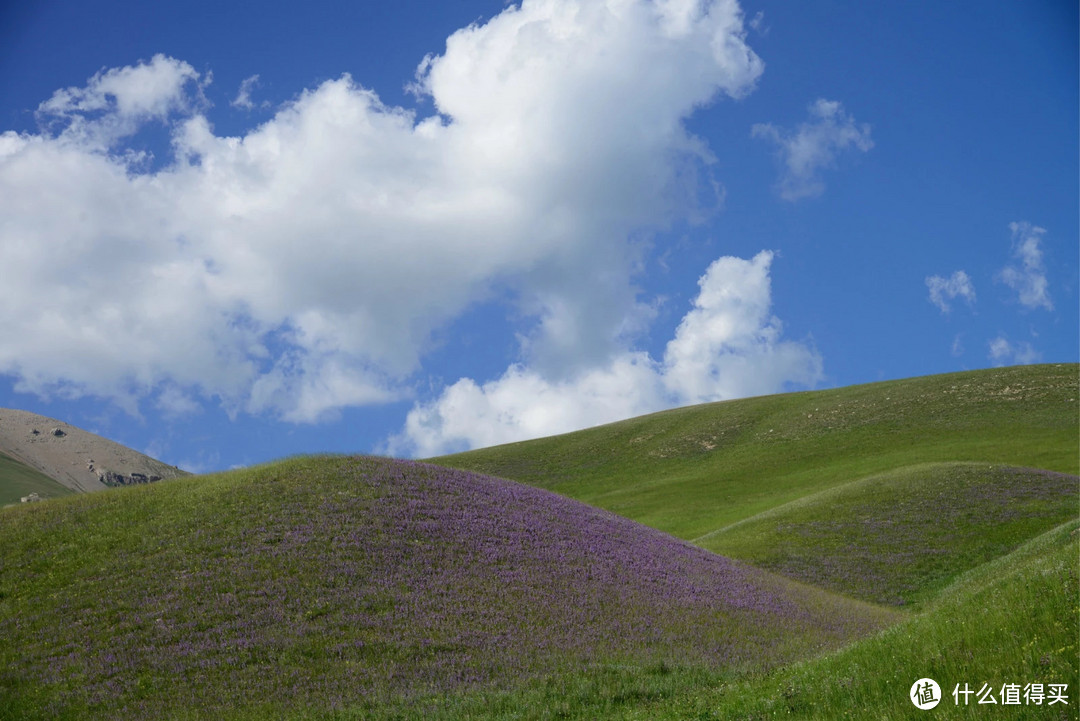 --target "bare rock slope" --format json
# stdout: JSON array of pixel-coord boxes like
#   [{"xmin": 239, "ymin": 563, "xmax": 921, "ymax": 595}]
[{"xmin": 0, "ymin": 408, "xmax": 188, "ymax": 493}]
